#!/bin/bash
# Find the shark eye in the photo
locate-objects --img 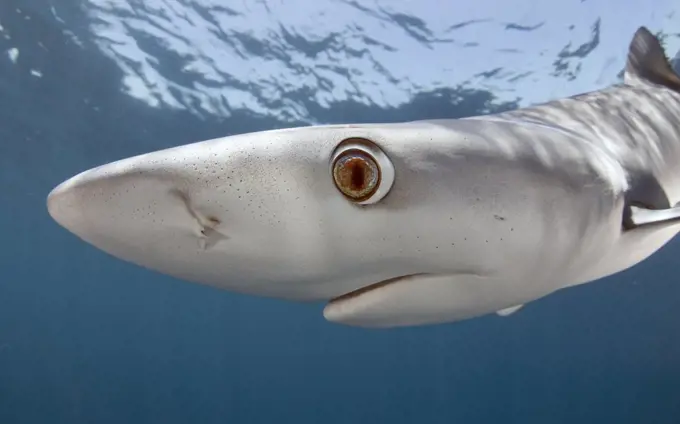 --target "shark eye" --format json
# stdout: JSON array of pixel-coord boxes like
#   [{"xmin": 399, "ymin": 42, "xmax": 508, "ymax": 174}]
[{"xmin": 330, "ymin": 138, "xmax": 395, "ymax": 204}]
